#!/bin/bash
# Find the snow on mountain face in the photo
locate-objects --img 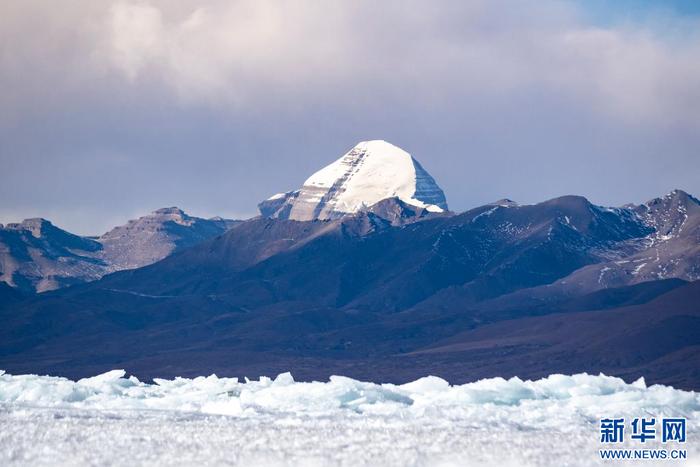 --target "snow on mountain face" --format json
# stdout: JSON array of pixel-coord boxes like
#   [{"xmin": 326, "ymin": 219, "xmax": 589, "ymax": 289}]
[
  {"xmin": 543, "ymin": 190, "xmax": 700, "ymax": 291},
  {"xmin": 260, "ymin": 140, "xmax": 448, "ymax": 221},
  {"xmin": 634, "ymin": 189, "xmax": 699, "ymax": 242}
]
